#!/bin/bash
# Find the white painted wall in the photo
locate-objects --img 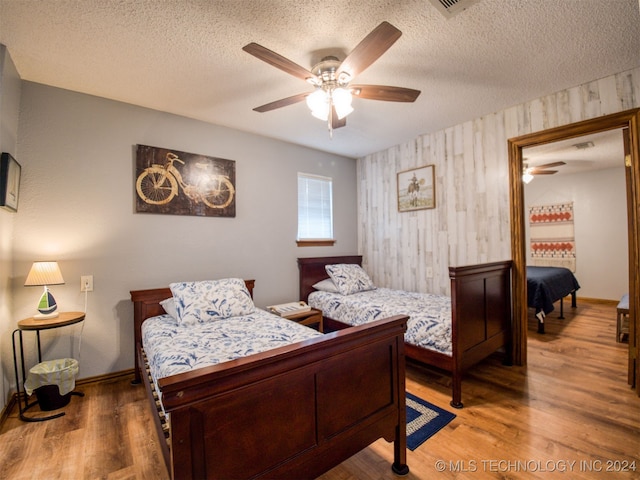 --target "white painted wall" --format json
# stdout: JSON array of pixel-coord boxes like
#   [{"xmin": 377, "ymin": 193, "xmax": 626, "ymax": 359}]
[
  {"xmin": 0, "ymin": 45, "xmax": 21, "ymax": 408},
  {"xmin": 1, "ymin": 81, "xmax": 357, "ymax": 407},
  {"xmin": 524, "ymin": 166, "xmax": 629, "ymax": 300},
  {"xmin": 357, "ymin": 67, "xmax": 640, "ymax": 296}
]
